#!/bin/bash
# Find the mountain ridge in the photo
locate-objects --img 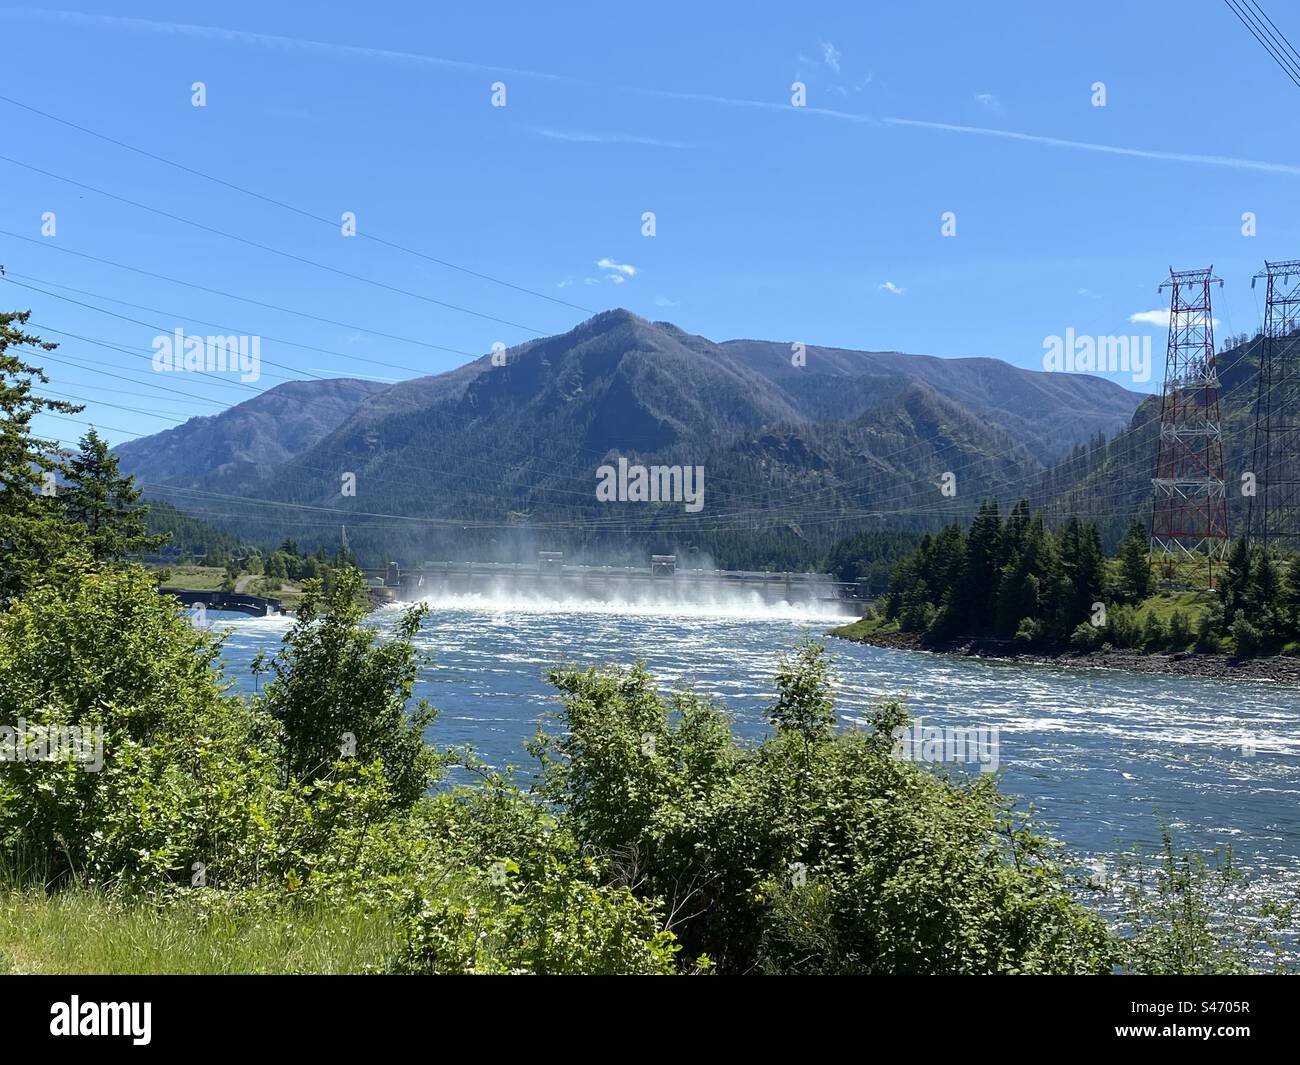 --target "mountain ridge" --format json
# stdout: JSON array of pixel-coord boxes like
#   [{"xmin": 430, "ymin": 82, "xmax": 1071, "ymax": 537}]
[{"xmin": 116, "ymin": 310, "xmax": 1146, "ymax": 566}]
